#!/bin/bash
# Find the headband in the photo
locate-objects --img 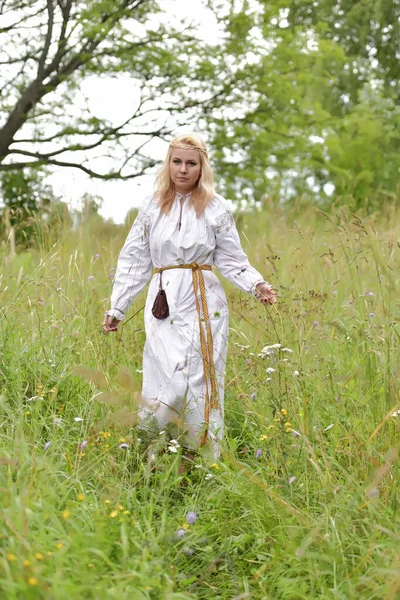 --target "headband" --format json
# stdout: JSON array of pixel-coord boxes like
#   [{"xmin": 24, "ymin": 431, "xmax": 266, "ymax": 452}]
[{"xmin": 170, "ymin": 143, "xmax": 208, "ymax": 155}]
